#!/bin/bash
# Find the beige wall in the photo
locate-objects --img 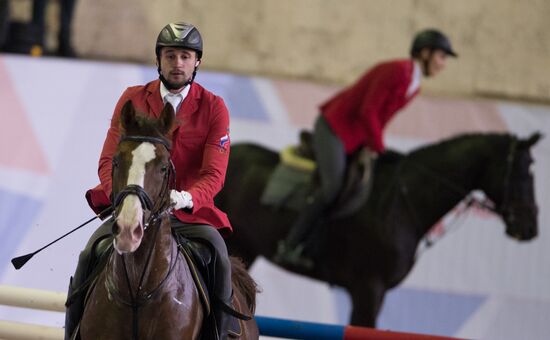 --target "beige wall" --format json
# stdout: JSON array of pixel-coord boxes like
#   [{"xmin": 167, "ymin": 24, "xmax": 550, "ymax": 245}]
[{"xmin": 10, "ymin": 0, "xmax": 550, "ymax": 102}]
